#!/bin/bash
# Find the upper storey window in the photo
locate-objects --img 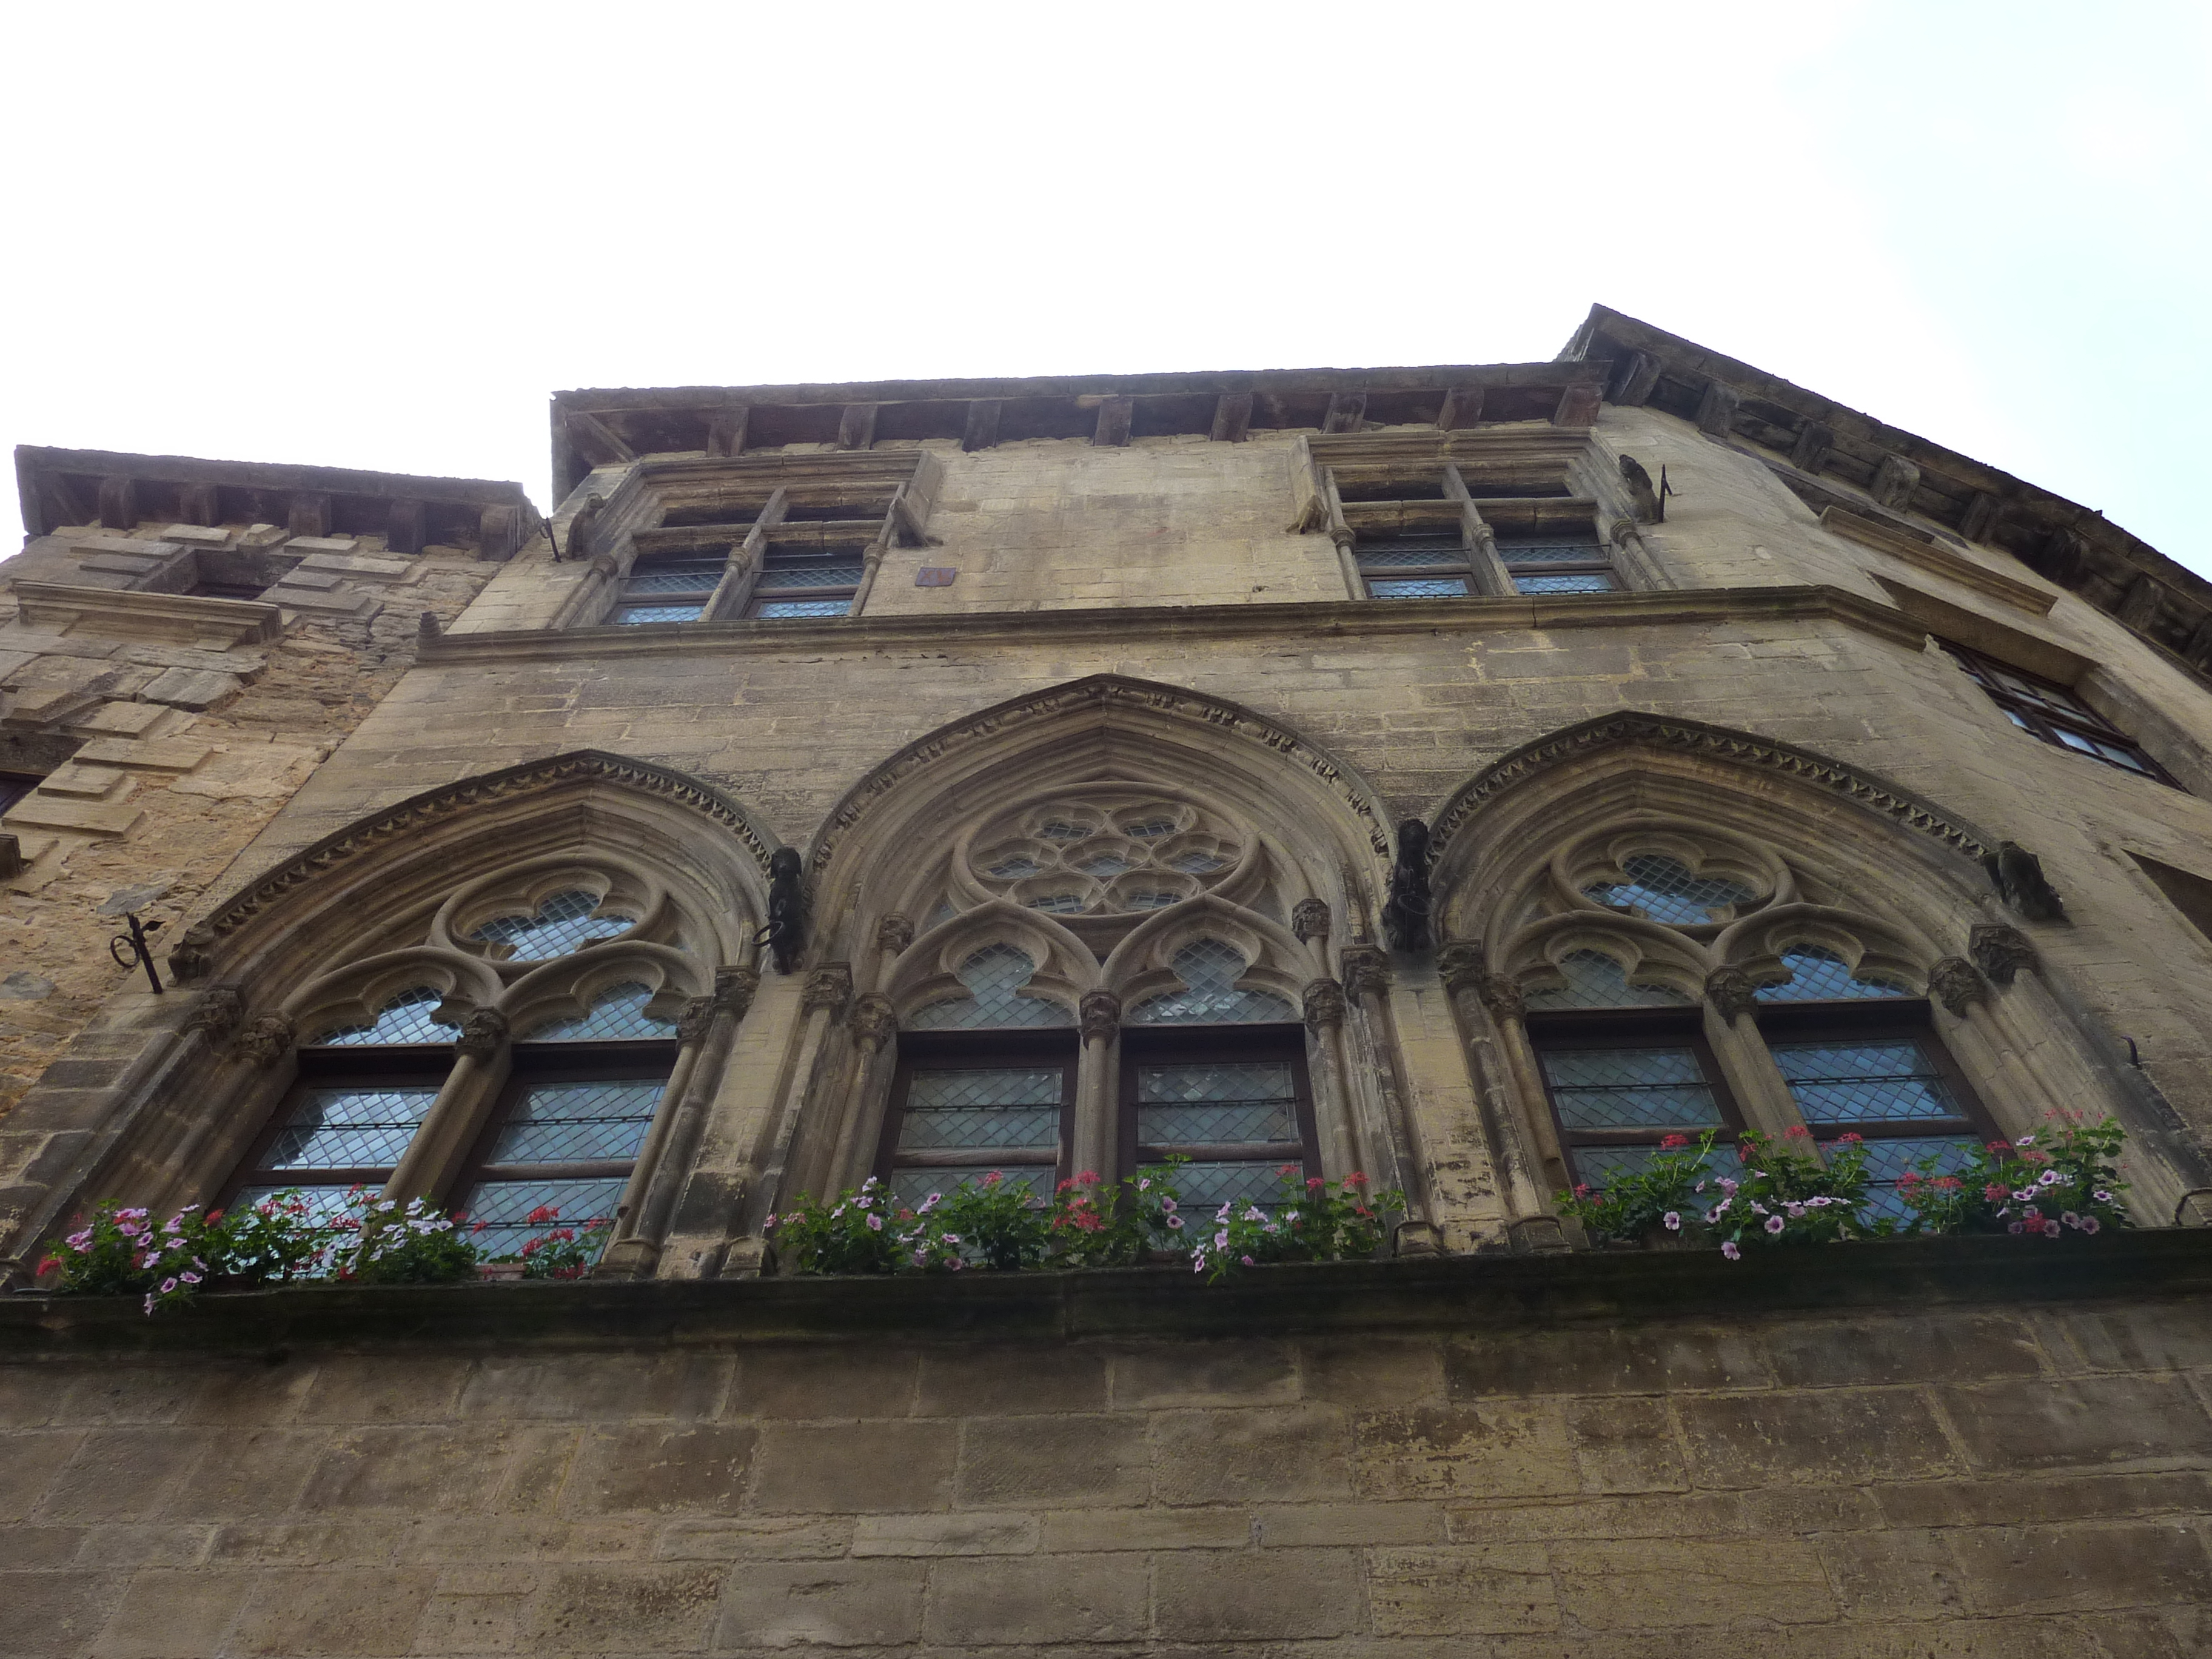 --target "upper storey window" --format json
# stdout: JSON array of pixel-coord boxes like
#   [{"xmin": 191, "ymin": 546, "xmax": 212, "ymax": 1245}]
[
  {"xmin": 612, "ymin": 556, "xmax": 724, "ymax": 625},
  {"xmin": 1944, "ymin": 643, "xmax": 2176, "ymax": 785},
  {"xmin": 1357, "ymin": 532, "xmax": 1473, "ymax": 599},
  {"xmin": 1494, "ymin": 535, "xmax": 1619, "ymax": 595},
  {"xmin": 748, "ymin": 543, "xmax": 865, "ymax": 619}
]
